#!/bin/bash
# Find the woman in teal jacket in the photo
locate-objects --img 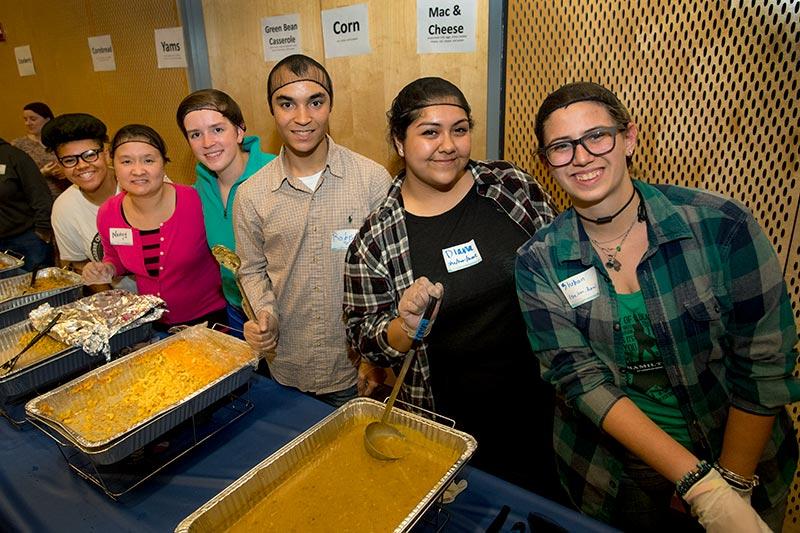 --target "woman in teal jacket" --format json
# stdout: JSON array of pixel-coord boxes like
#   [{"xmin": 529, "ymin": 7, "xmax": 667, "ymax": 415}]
[{"xmin": 177, "ymin": 89, "xmax": 275, "ymax": 334}]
